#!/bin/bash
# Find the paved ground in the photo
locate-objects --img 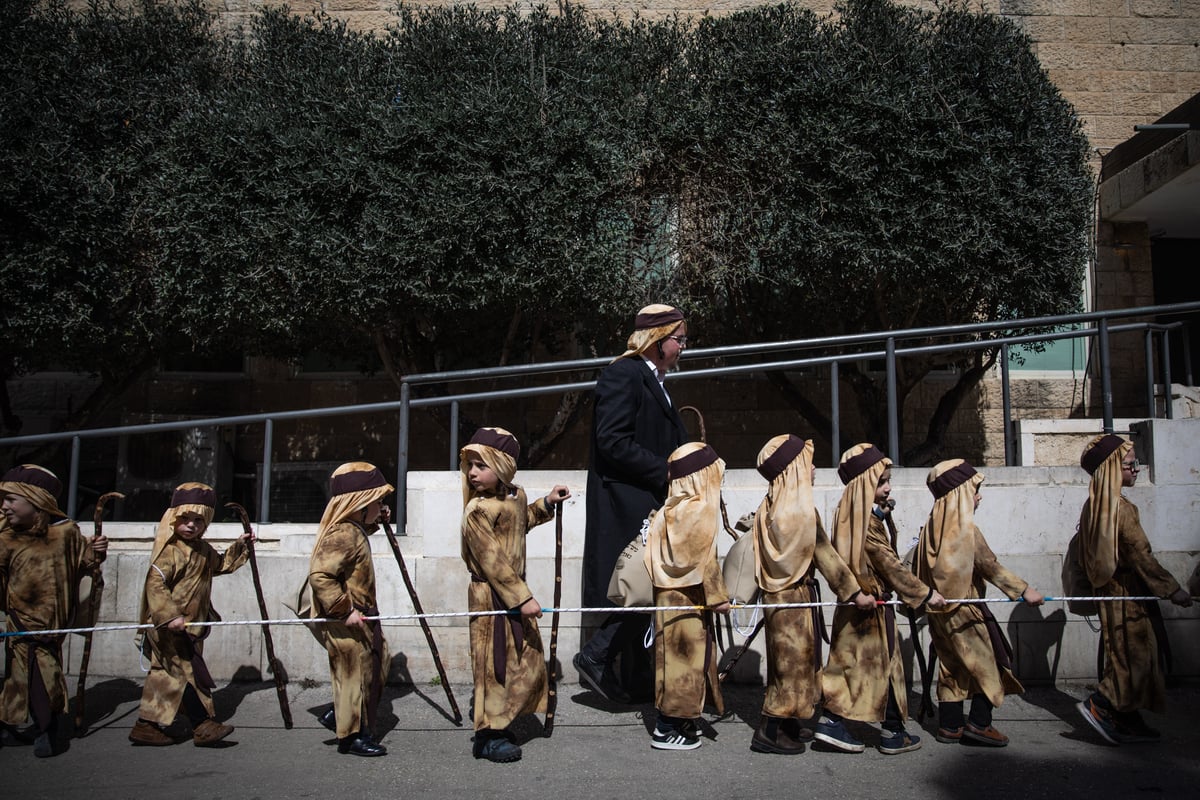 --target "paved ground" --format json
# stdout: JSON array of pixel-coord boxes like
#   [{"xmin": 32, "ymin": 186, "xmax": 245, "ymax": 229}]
[{"xmin": 4, "ymin": 675, "xmax": 1199, "ymax": 800}]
